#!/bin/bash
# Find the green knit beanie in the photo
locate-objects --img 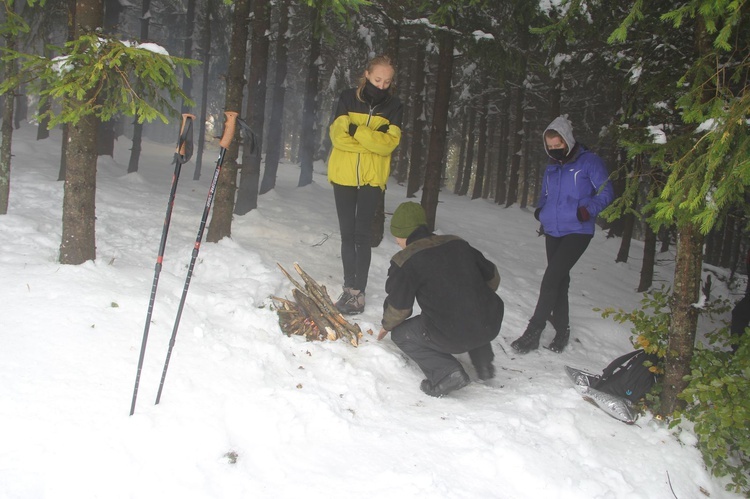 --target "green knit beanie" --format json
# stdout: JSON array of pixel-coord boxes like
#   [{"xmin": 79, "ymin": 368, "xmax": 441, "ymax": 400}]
[{"xmin": 390, "ymin": 202, "xmax": 427, "ymax": 238}]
